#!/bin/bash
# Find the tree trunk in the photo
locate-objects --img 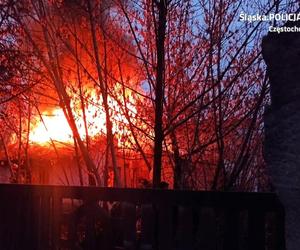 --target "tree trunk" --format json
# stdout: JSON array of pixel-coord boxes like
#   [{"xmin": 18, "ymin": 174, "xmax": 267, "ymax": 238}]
[
  {"xmin": 153, "ymin": 0, "xmax": 167, "ymax": 188},
  {"xmin": 87, "ymin": 0, "xmax": 121, "ymax": 187}
]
